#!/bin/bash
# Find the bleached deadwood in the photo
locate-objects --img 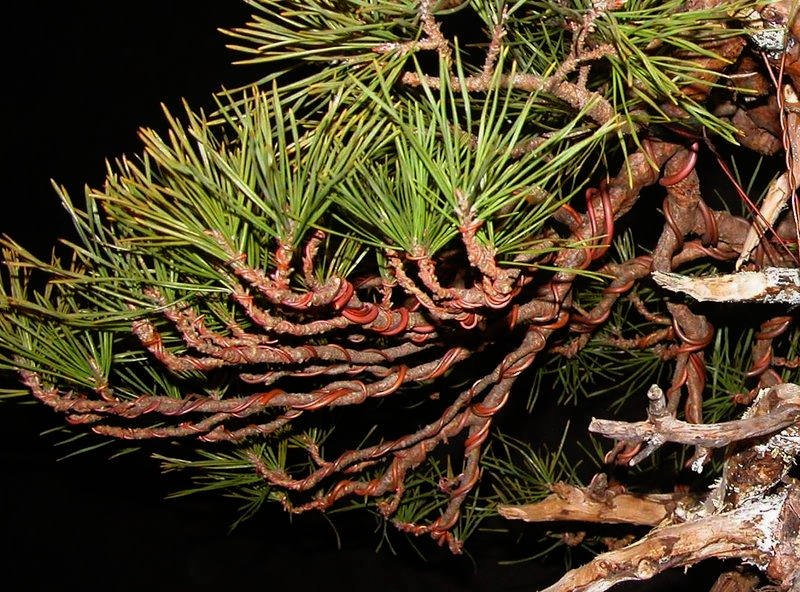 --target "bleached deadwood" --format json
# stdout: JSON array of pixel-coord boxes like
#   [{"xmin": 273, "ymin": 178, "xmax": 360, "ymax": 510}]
[
  {"xmin": 705, "ymin": 385, "xmax": 800, "ymax": 512},
  {"xmin": 541, "ymin": 486, "xmax": 799, "ymax": 592},
  {"xmin": 588, "ymin": 384, "xmax": 800, "ymax": 464},
  {"xmin": 652, "ymin": 267, "xmax": 800, "ymax": 304},
  {"xmin": 517, "ymin": 382, "xmax": 800, "ymax": 592},
  {"xmin": 735, "ymin": 172, "xmax": 794, "ymax": 269}
]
